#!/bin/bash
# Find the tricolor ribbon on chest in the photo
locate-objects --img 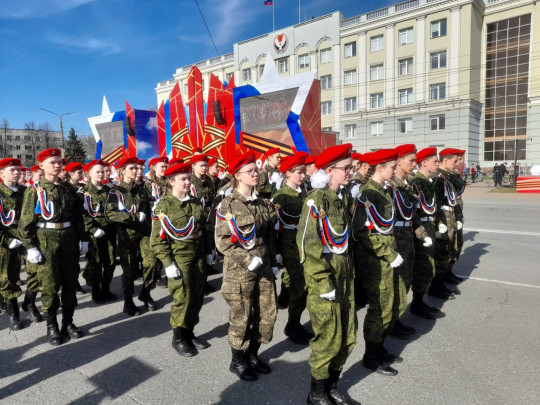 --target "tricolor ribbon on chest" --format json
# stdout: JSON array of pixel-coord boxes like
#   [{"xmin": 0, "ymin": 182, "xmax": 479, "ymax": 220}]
[
  {"xmin": 80, "ymin": 190, "xmax": 101, "ymax": 217},
  {"xmin": 111, "ymin": 190, "xmax": 136, "ymax": 214},
  {"xmin": 153, "ymin": 211, "xmax": 195, "ymax": 241},
  {"xmin": 418, "ymin": 192, "xmax": 436, "ymax": 215},
  {"xmin": 308, "ymin": 203, "xmax": 348, "ymax": 254},
  {"xmin": 34, "ymin": 186, "xmax": 54, "ymax": 220},
  {"xmin": 269, "ymin": 200, "xmax": 300, "ymax": 230},
  {"xmin": 355, "ymin": 196, "xmax": 394, "ymax": 234},
  {"xmin": 444, "ymin": 182, "xmax": 457, "ymax": 207},
  {"xmin": 0, "ymin": 197, "xmax": 16, "ymax": 226},
  {"xmin": 152, "ymin": 183, "xmax": 160, "ymax": 202},
  {"xmin": 393, "ymin": 188, "xmax": 414, "ymax": 220},
  {"xmin": 216, "ymin": 209, "xmax": 257, "ymax": 250}
]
